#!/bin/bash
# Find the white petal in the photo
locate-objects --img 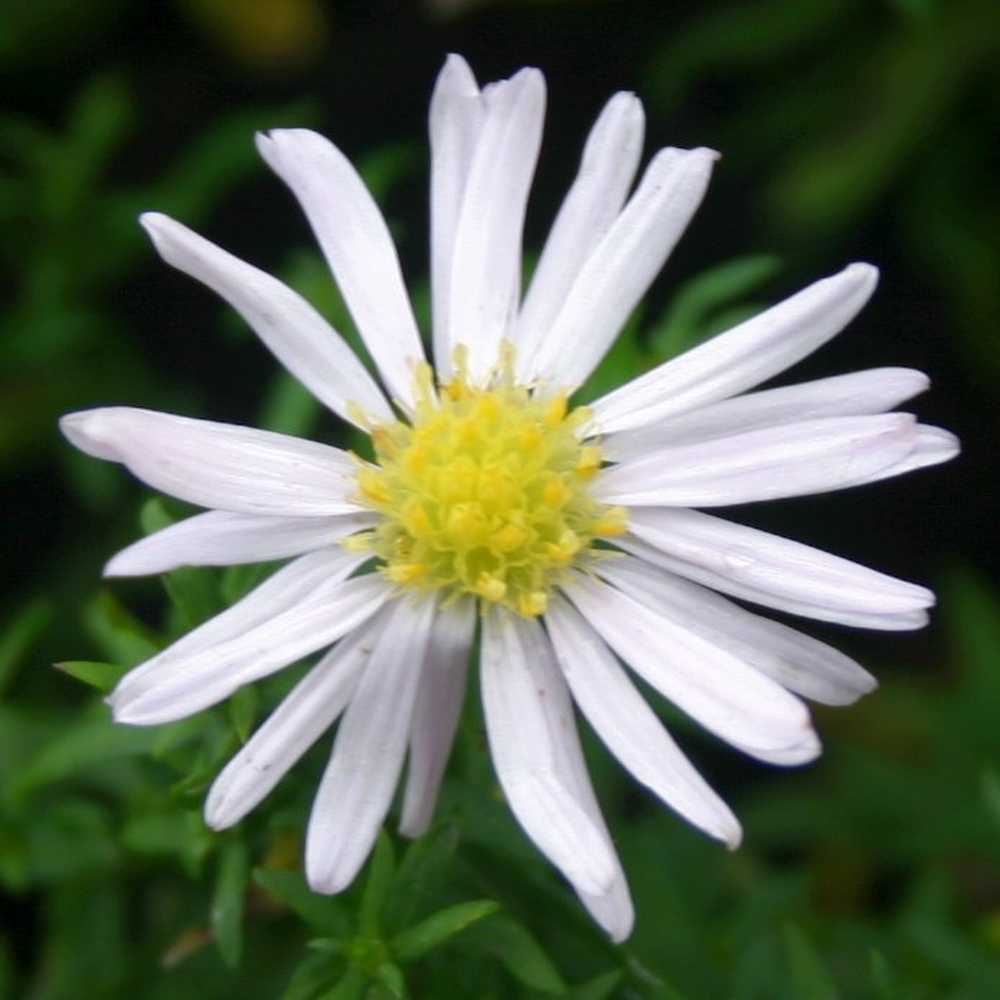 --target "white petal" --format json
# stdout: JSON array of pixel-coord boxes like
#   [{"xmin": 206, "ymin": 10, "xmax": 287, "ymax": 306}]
[
  {"xmin": 500, "ymin": 613, "xmax": 633, "ymax": 939},
  {"xmin": 399, "ymin": 597, "xmax": 476, "ymax": 838},
  {"xmin": 481, "ymin": 606, "xmax": 620, "ymax": 898},
  {"xmin": 599, "ymin": 554, "xmax": 877, "ymax": 707},
  {"xmin": 625, "ymin": 507, "xmax": 933, "ymax": 619},
  {"xmin": 600, "ymin": 367, "xmax": 930, "ymax": 461},
  {"xmin": 205, "ymin": 622, "xmax": 374, "ymax": 829},
  {"xmin": 589, "ymin": 263, "xmax": 879, "ymax": 435},
  {"xmin": 60, "ymin": 407, "xmax": 363, "ymax": 516},
  {"xmin": 110, "ymin": 547, "xmax": 364, "ymax": 705},
  {"xmin": 256, "ymin": 128, "xmax": 426, "ymax": 411},
  {"xmin": 615, "ymin": 531, "xmax": 926, "ymax": 631},
  {"xmin": 112, "ymin": 573, "xmax": 390, "ymax": 725},
  {"xmin": 447, "ymin": 68, "xmax": 546, "ymax": 382},
  {"xmin": 514, "ymin": 92, "xmax": 645, "ymax": 376},
  {"xmin": 105, "ymin": 510, "xmax": 376, "ymax": 577},
  {"xmin": 563, "ymin": 571, "xmax": 817, "ymax": 761},
  {"xmin": 306, "ymin": 596, "xmax": 437, "ymax": 893},
  {"xmin": 545, "ymin": 594, "xmax": 741, "ymax": 846},
  {"xmin": 851, "ymin": 425, "xmax": 960, "ymax": 485},
  {"xmin": 527, "ymin": 147, "xmax": 716, "ymax": 389},
  {"xmin": 429, "ymin": 54, "xmax": 485, "ymax": 377},
  {"xmin": 139, "ymin": 213, "xmax": 392, "ymax": 428},
  {"xmin": 595, "ymin": 413, "xmax": 919, "ymax": 507}
]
